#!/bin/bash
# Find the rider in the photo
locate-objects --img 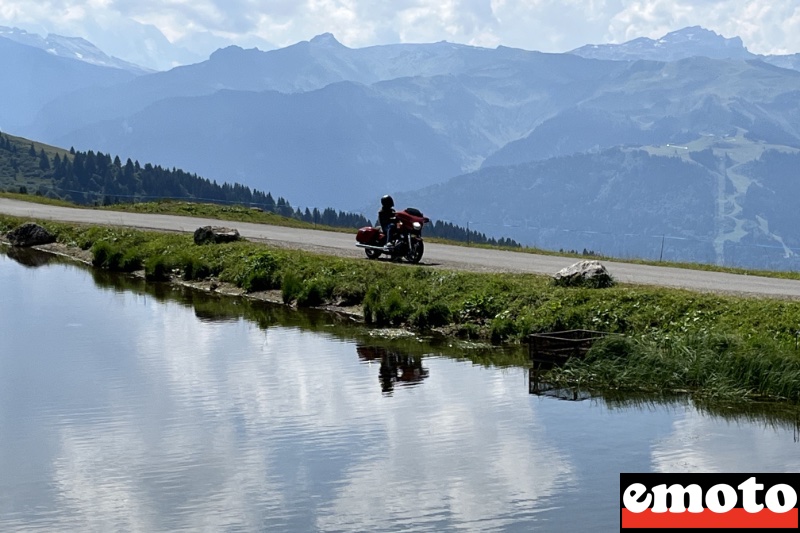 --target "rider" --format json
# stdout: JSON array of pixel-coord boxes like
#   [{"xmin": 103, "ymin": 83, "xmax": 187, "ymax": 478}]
[{"xmin": 378, "ymin": 194, "xmax": 396, "ymax": 251}]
